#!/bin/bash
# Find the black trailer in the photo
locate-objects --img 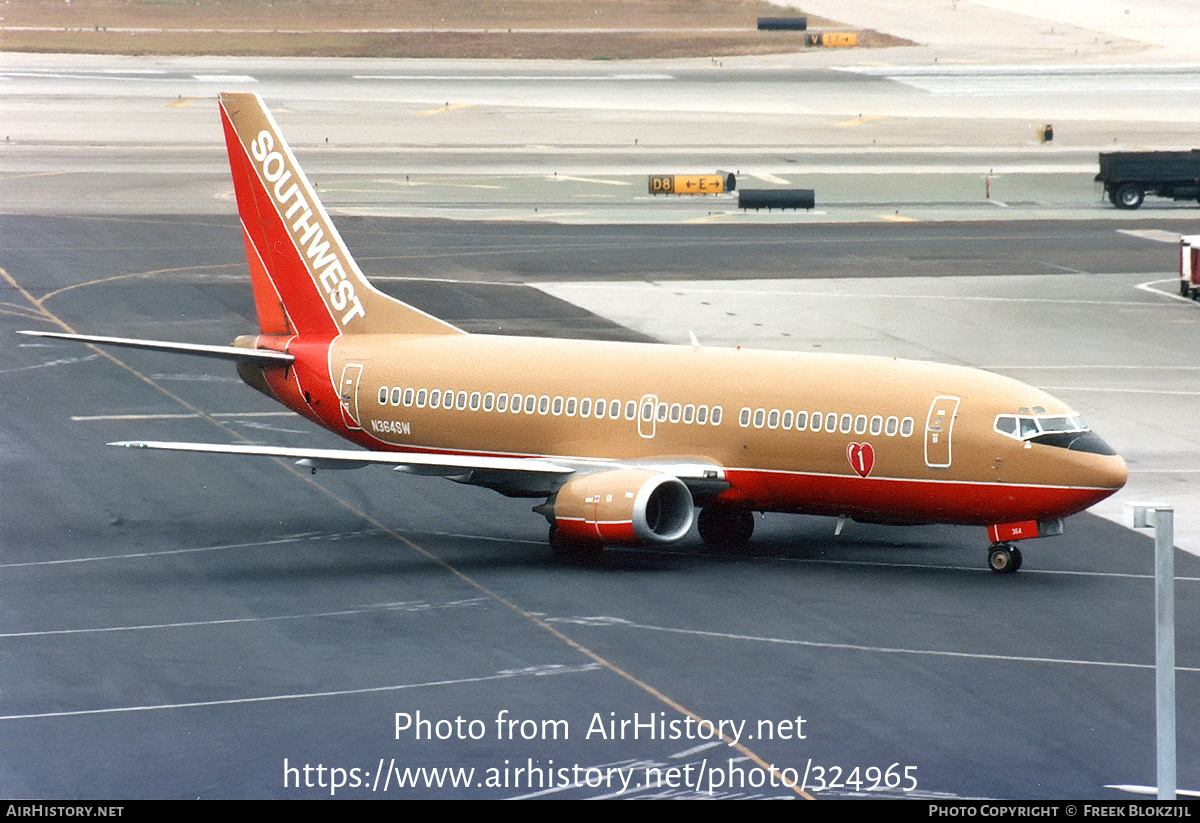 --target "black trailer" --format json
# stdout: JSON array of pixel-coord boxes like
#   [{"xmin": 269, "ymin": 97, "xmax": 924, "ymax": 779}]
[{"xmin": 1096, "ymin": 150, "xmax": 1200, "ymax": 209}]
